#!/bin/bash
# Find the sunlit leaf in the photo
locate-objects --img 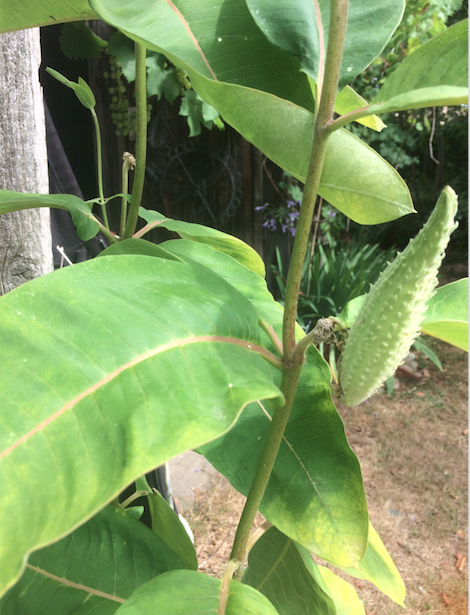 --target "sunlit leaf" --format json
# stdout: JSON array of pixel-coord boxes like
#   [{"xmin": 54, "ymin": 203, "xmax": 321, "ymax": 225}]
[
  {"xmin": 0, "ymin": 255, "xmax": 281, "ymax": 596},
  {"xmin": 161, "ymin": 239, "xmax": 282, "ymax": 325},
  {"xmin": 335, "ymin": 85, "xmax": 386, "ymax": 132},
  {"xmin": 318, "ymin": 567, "xmax": 366, "ymax": 615},
  {"xmin": 337, "ymin": 523, "xmax": 405, "ymax": 606},
  {"xmin": 138, "ymin": 208, "xmax": 266, "ymax": 276}
]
